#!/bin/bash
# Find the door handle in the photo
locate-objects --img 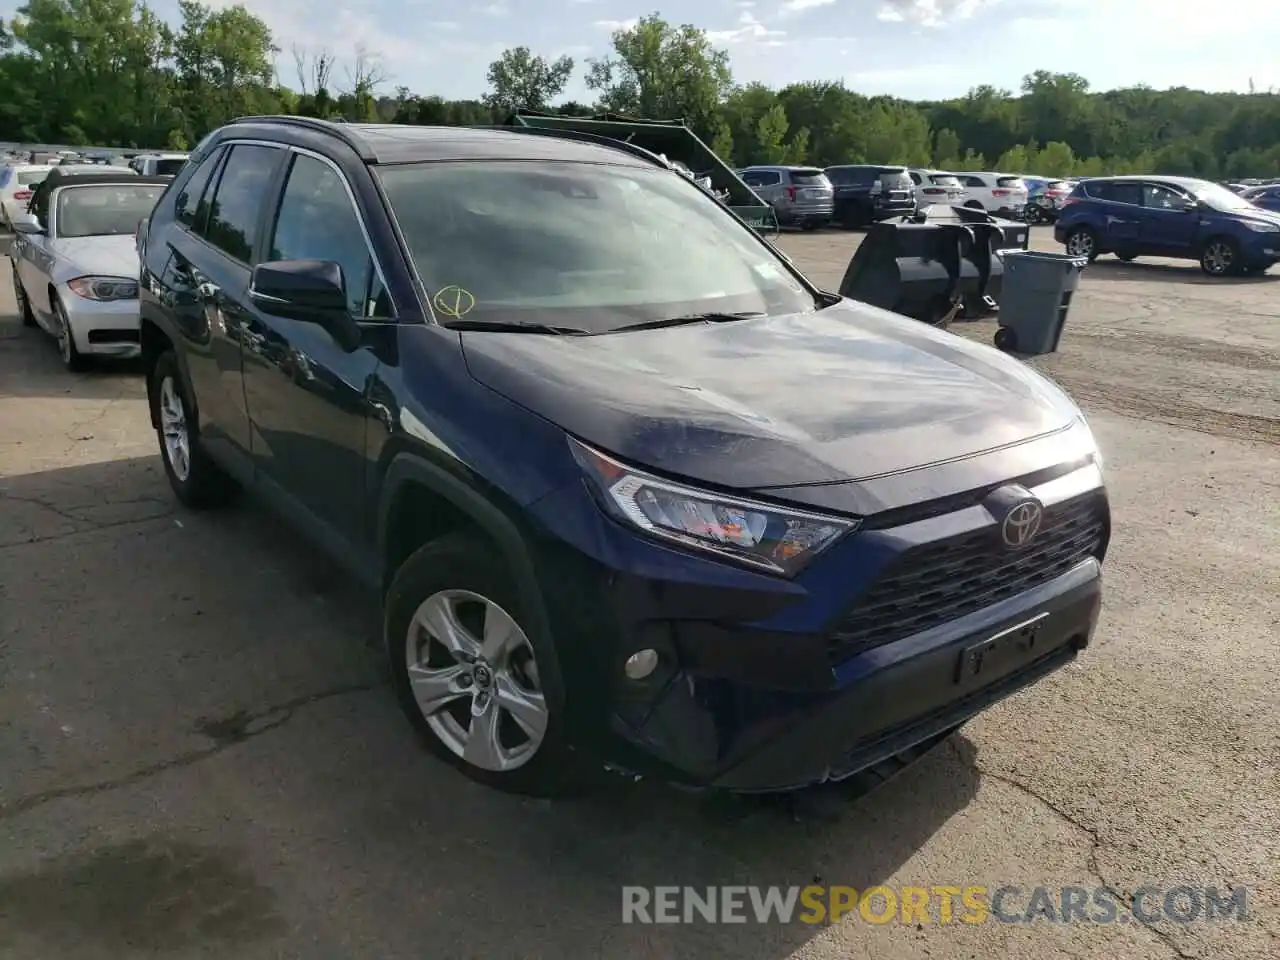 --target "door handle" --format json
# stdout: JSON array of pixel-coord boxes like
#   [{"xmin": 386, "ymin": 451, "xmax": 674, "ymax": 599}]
[{"xmin": 197, "ymin": 281, "xmax": 220, "ymax": 300}]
